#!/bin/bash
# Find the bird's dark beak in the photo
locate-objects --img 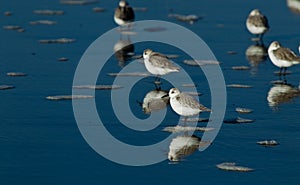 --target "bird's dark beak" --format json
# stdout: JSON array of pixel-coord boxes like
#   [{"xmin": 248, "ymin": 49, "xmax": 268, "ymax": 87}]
[
  {"xmin": 161, "ymin": 94, "xmax": 169, "ymax": 98},
  {"xmin": 136, "ymin": 100, "xmax": 143, "ymax": 107},
  {"xmin": 131, "ymin": 54, "xmax": 143, "ymax": 59}
]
